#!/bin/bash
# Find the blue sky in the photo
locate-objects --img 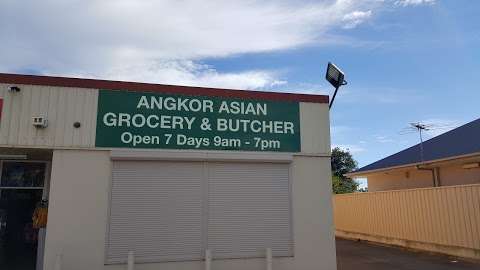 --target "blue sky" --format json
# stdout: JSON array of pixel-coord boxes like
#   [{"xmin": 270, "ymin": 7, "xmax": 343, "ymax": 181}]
[
  {"xmin": 1, "ymin": 0, "xmax": 479, "ymax": 171},
  {"xmin": 205, "ymin": 1, "xmax": 480, "ymax": 168}
]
